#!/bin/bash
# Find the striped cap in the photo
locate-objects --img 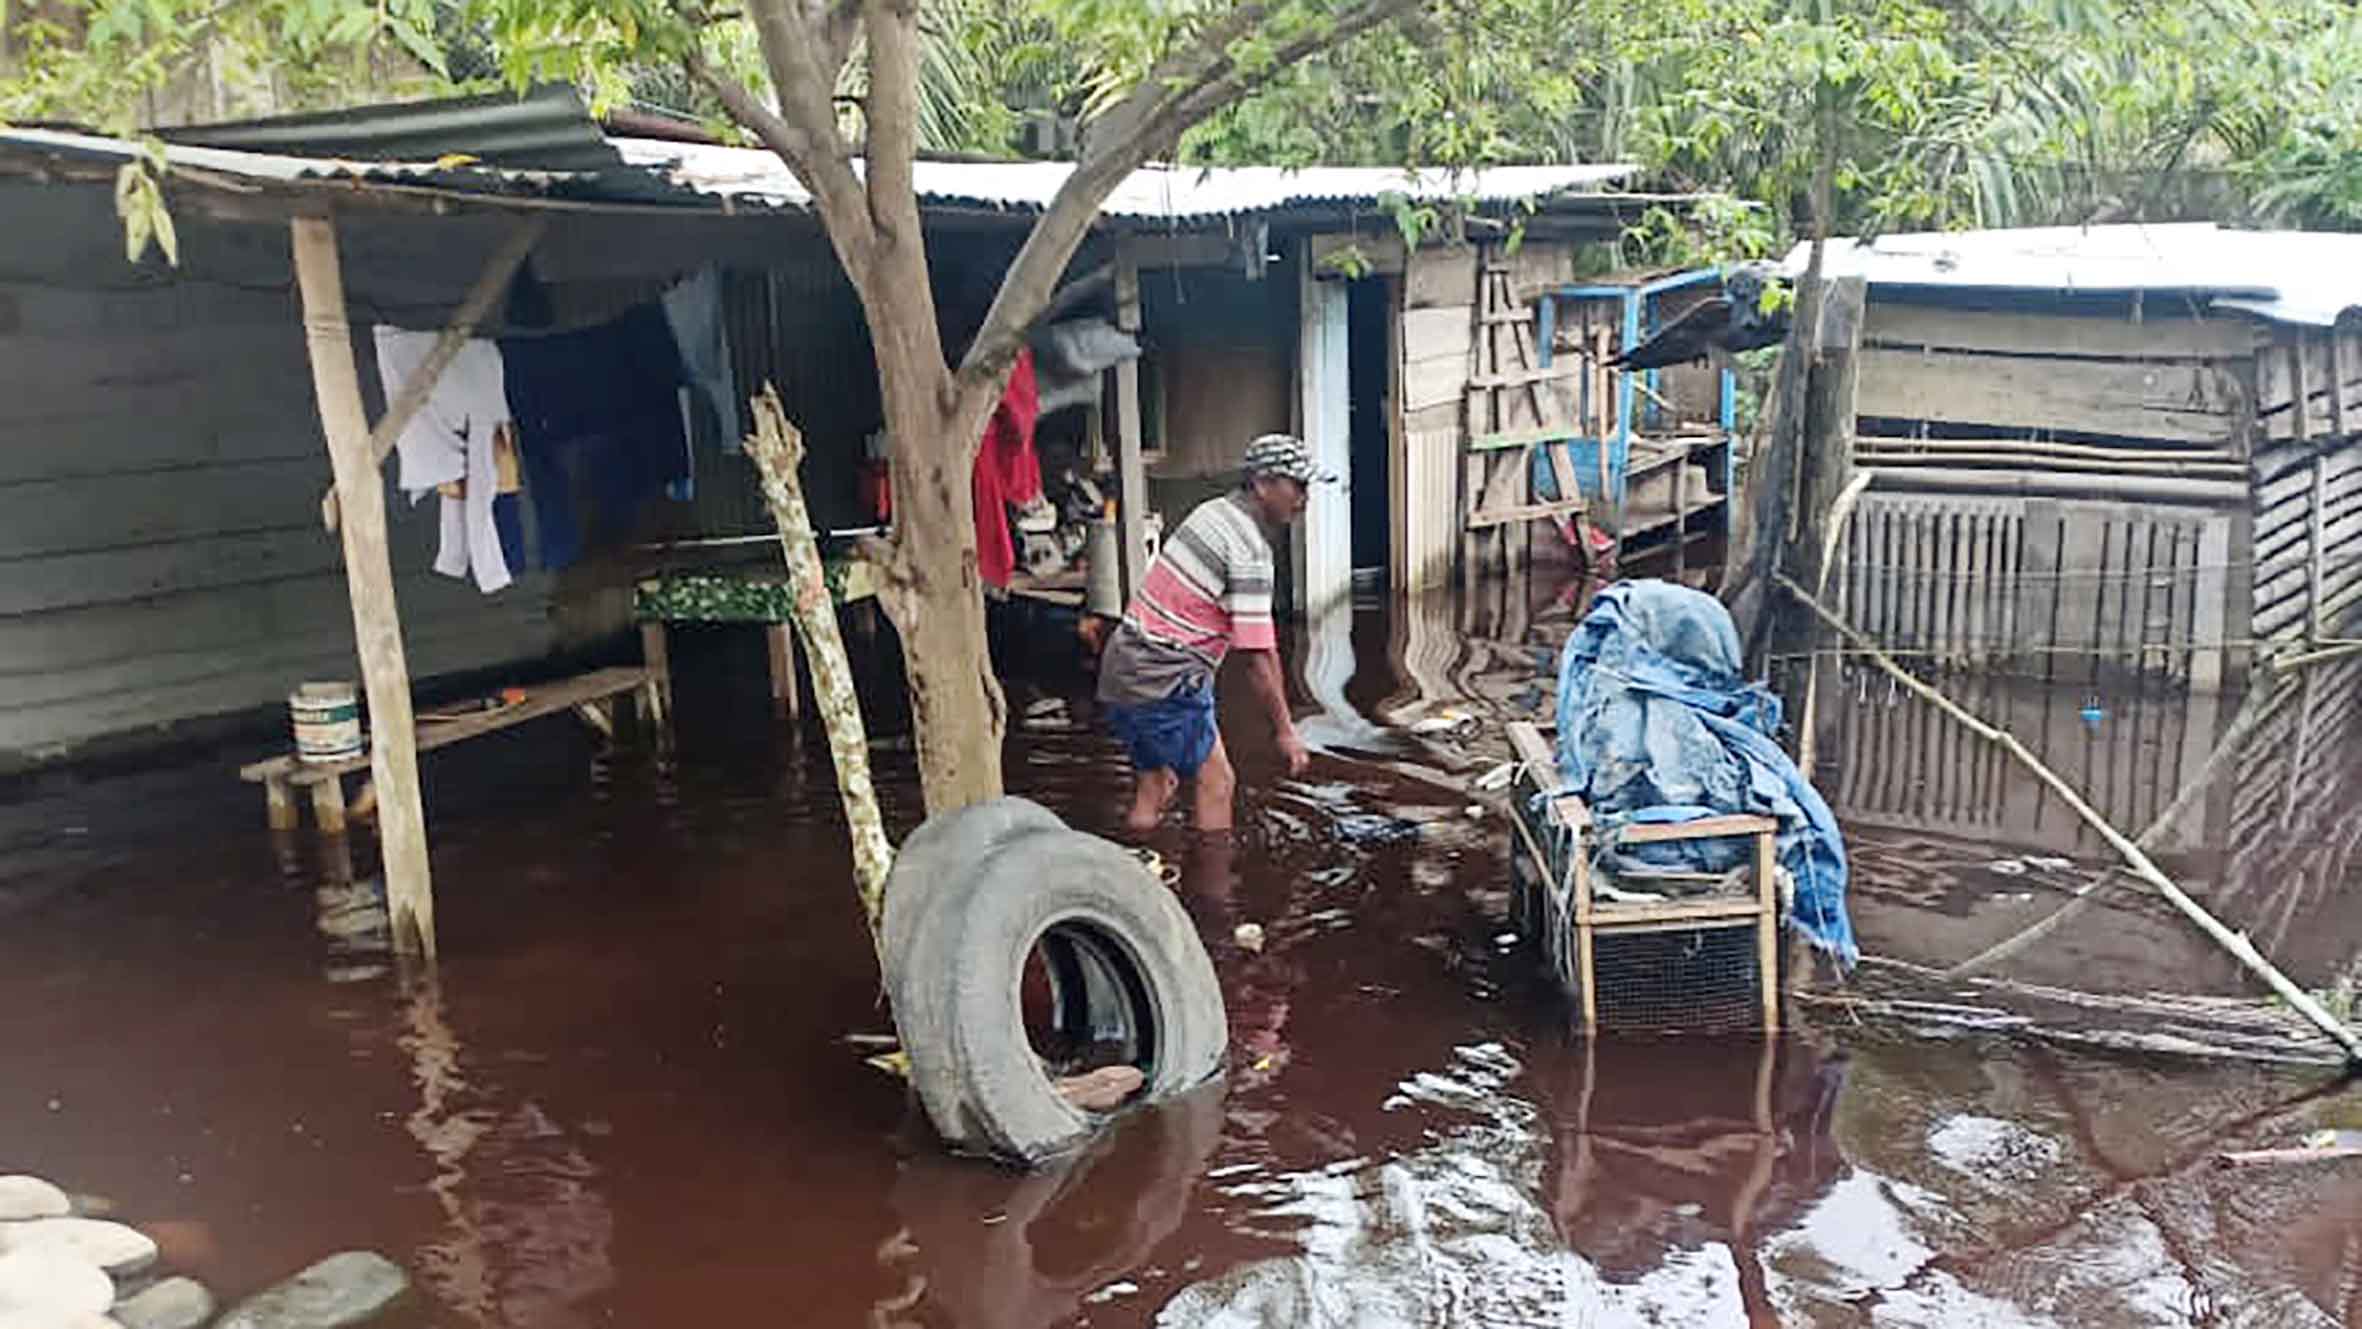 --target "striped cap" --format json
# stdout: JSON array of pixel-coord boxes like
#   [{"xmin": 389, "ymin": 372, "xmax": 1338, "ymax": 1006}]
[{"xmin": 1240, "ymin": 433, "xmax": 1335, "ymax": 485}]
